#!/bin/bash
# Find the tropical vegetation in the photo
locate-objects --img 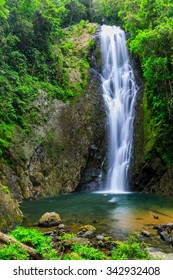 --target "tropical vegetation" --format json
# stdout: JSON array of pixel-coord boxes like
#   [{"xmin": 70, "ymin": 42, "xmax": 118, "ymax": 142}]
[
  {"xmin": 0, "ymin": 227, "xmax": 151, "ymax": 260},
  {"xmin": 0, "ymin": 0, "xmax": 172, "ymax": 259}
]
